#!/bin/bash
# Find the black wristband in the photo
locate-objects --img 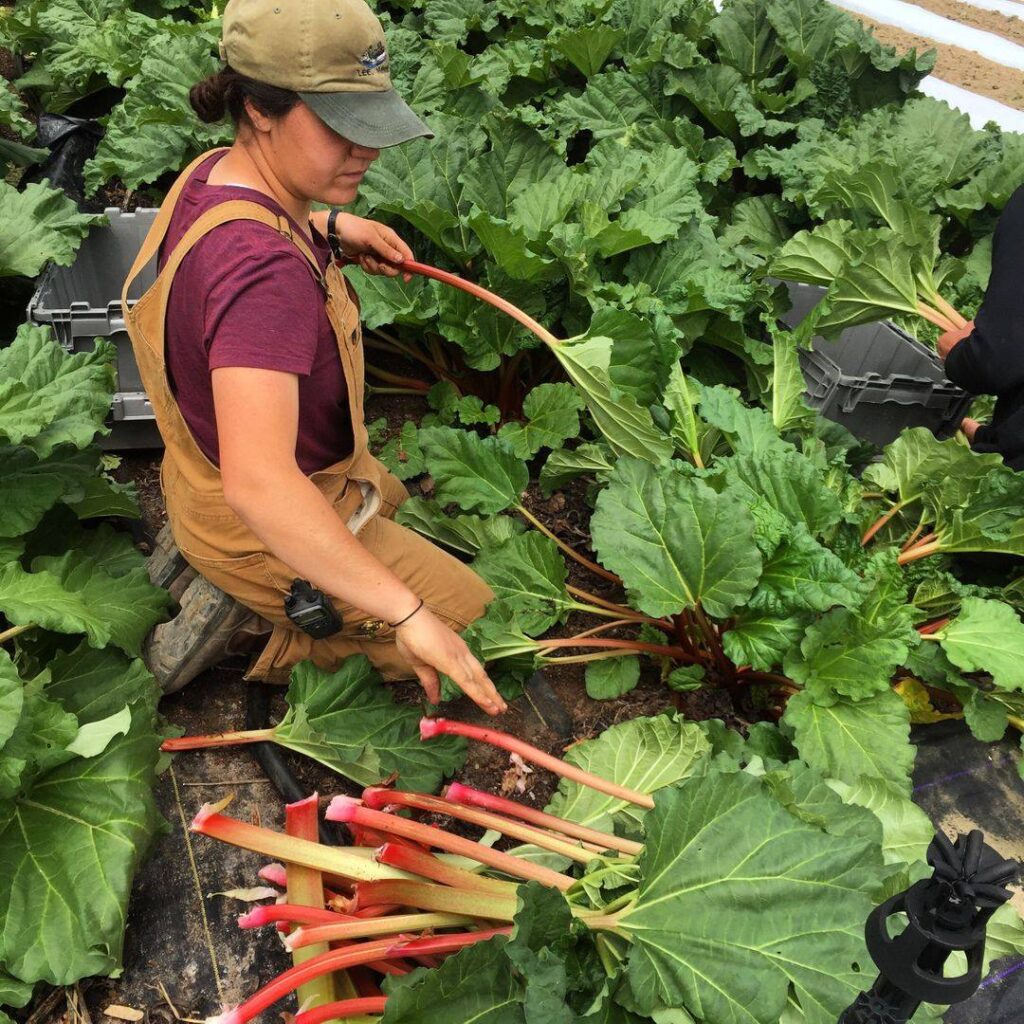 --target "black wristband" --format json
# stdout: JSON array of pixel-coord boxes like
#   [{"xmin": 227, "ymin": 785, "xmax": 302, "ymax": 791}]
[
  {"xmin": 326, "ymin": 208, "xmax": 346, "ymax": 262},
  {"xmin": 389, "ymin": 598, "xmax": 425, "ymax": 629}
]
